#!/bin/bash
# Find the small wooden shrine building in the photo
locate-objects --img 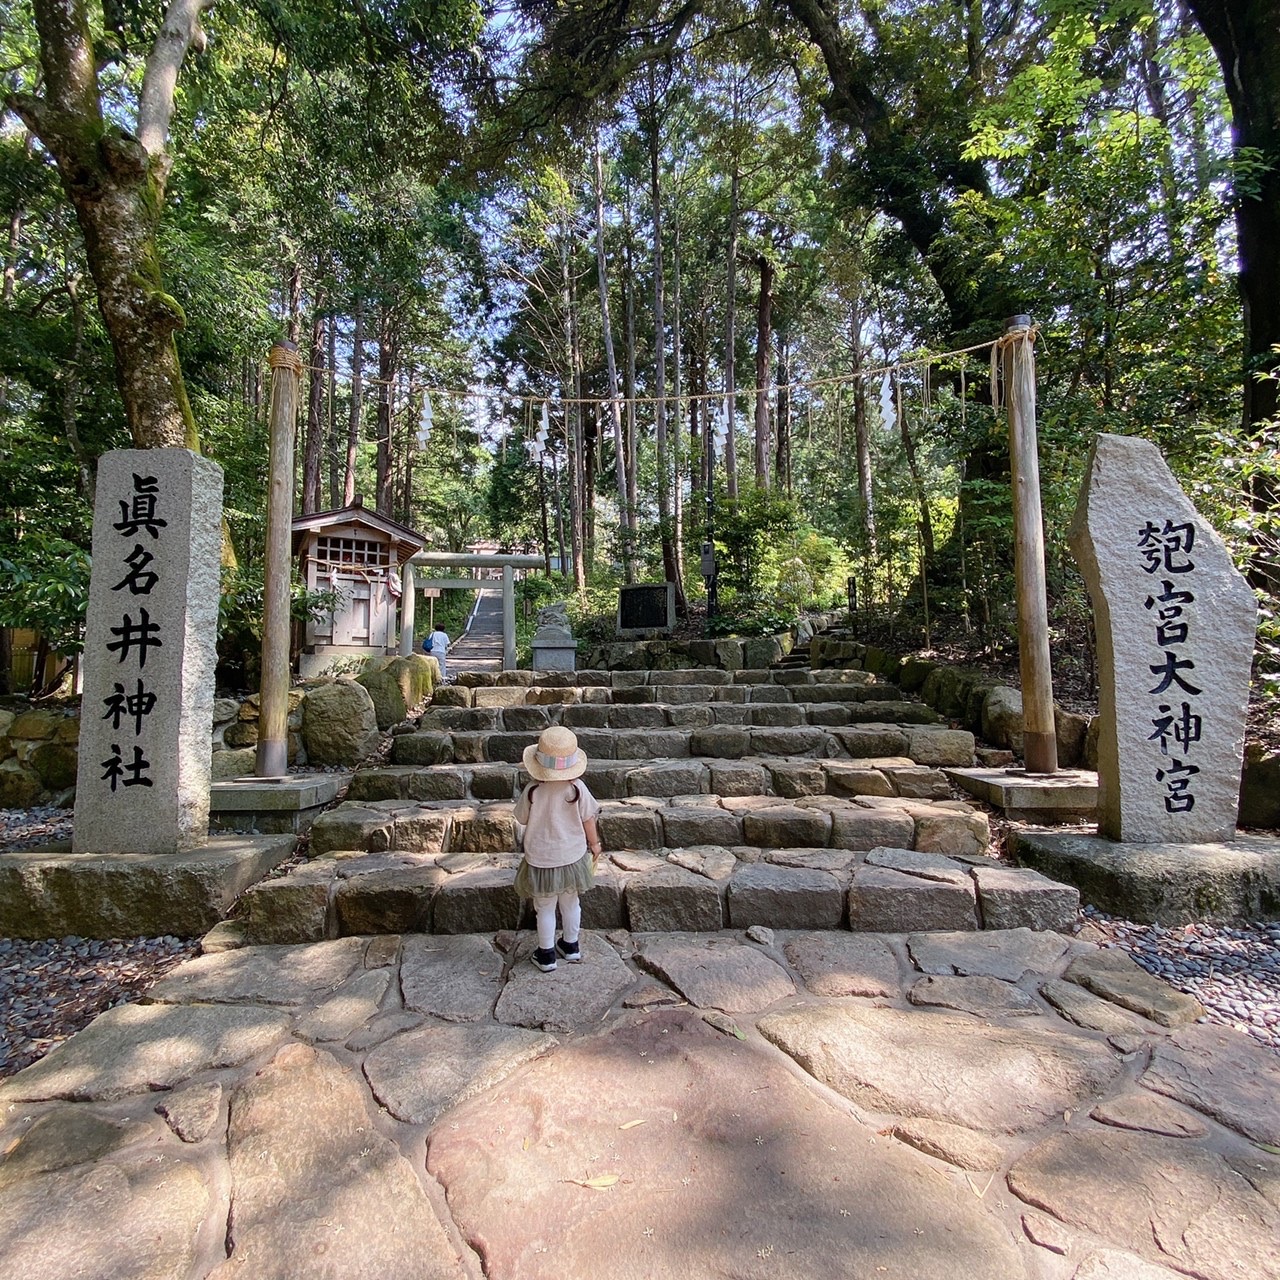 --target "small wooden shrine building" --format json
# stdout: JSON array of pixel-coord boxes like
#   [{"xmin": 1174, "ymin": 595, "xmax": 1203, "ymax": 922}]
[{"xmin": 292, "ymin": 499, "xmax": 426, "ymax": 678}]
